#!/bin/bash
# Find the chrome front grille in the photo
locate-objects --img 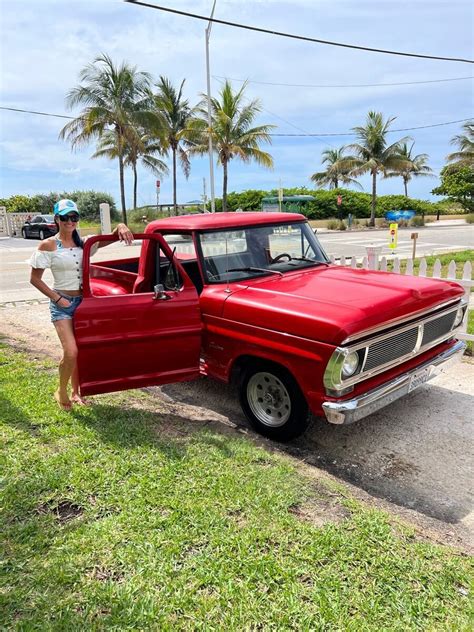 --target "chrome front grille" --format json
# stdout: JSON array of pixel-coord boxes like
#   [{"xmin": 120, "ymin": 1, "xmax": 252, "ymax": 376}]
[
  {"xmin": 360, "ymin": 303, "xmax": 461, "ymax": 375},
  {"xmin": 422, "ymin": 311, "xmax": 457, "ymax": 347},
  {"xmin": 364, "ymin": 327, "xmax": 419, "ymax": 371},
  {"xmin": 324, "ymin": 300, "xmax": 466, "ymax": 396},
  {"xmin": 324, "ymin": 300, "xmax": 465, "ymax": 394}
]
